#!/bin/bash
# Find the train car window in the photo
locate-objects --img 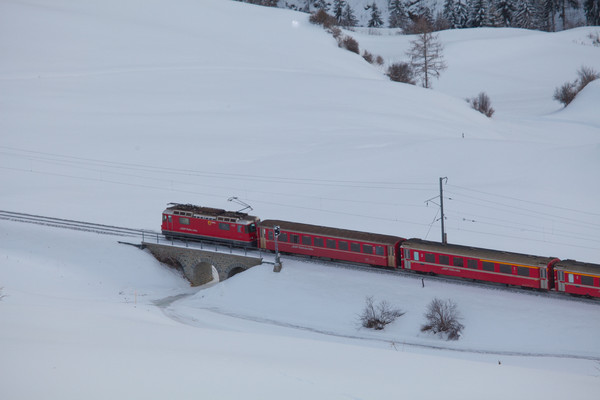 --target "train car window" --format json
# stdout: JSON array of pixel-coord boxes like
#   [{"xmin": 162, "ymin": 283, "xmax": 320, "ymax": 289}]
[
  {"xmin": 268, "ymin": 231, "xmax": 274, "ymax": 240},
  {"xmin": 424, "ymin": 253, "xmax": 435, "ymax": 263},
  {"xmin": 581, "ymin": 275, "xmax": 594, "ymax": 286},
  {"xmin": 568, "ymin": 274, "xmax": 574, "ymax": 283},
  {"xmin": 237, "ymin": 225, "xmax": 242, "ymax": 233},
  {"xmin": 482, "ymin": 261, "xmax": 494, "ymax": 272},
  {"xmin": 179, "ymin": 217, "xmax": 190, "ymax": 225},
  {"xmin": 517, "ymin": 267, "xmax": 529, "ymax": 277},
  {"xmin": 362, "ymin": 244, "xmax": 373, "ymax": 254},
  {"xmin": 453, "ymin": 257, "xmax": 464, "ymax": 267},
  {"xmin": 290, "ymin": 234, "xmax": 299, "ymax": 244},
  {"xmin": 499, "ymin": 264, "xmax": 512, "ymax": 274},
  {"xmin": 314, "ymin": 237, "xmax": 324, "ymax": 247},
  {"xmin": 219, "ymin": 222, "xmax": 230, "ymax": 231},
  {"xmin": 350, "ymin": 243, "xmax": 361, "ymax": 252},
  {"xmin": 248, "ymin": 224, "xmax": 256, "ymax": 233},
  {"xmin": 414, "ymin": 252, "xmax": 420, "ymax": 261},
  {"xmin": 327, "ymin": 239, "xmax": 336, "ymax": 249},
  {"xmin": 279, "ymin": 233, "xmax": 288, "ymax": 242},
  {"xmin": 557, "ymin": 271, "xmax": 564, "ymax": 281},
  {"xmin": 302, "ymin": 236, "xmax": 312, "ymax": 245},
  {"xmin": 375, "ymin": 246, "xmax": 384, "ymax": 256},
  {"xmin": 467, "ymin": 259, "xmax": 477, "ymax": 269},
  {"xmin": 338, "ymin": 241, "xmax": 348, "ymax": 251},
  {"xmin": 439, "ymin": 255, "xmax": 449, "ymax": 265}
]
